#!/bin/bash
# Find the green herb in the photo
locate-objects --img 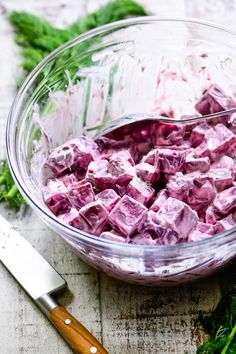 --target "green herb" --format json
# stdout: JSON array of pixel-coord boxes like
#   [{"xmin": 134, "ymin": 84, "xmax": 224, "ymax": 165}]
[
  {"xmin": 0, "ymin": 160, "xmax": 25, "ymax": 209},
  {"xmin": 1, "ymin": 0, "xmax": 147, "ymax": 210},
  {"xmin": 8, "ymin": 0, "xmax": 147, "ymax": 73},
  {"xmin": 197, "ymin": 271, "xmax": 236, "ymax": 354}
]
